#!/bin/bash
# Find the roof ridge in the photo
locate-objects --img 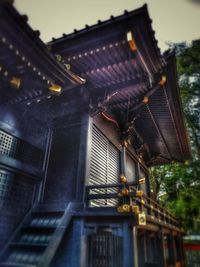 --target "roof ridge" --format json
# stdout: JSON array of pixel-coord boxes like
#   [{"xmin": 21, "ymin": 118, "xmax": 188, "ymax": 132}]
[{"xmin": 48, "ymin": 4, "xmax": 149, "ymax": 44}]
